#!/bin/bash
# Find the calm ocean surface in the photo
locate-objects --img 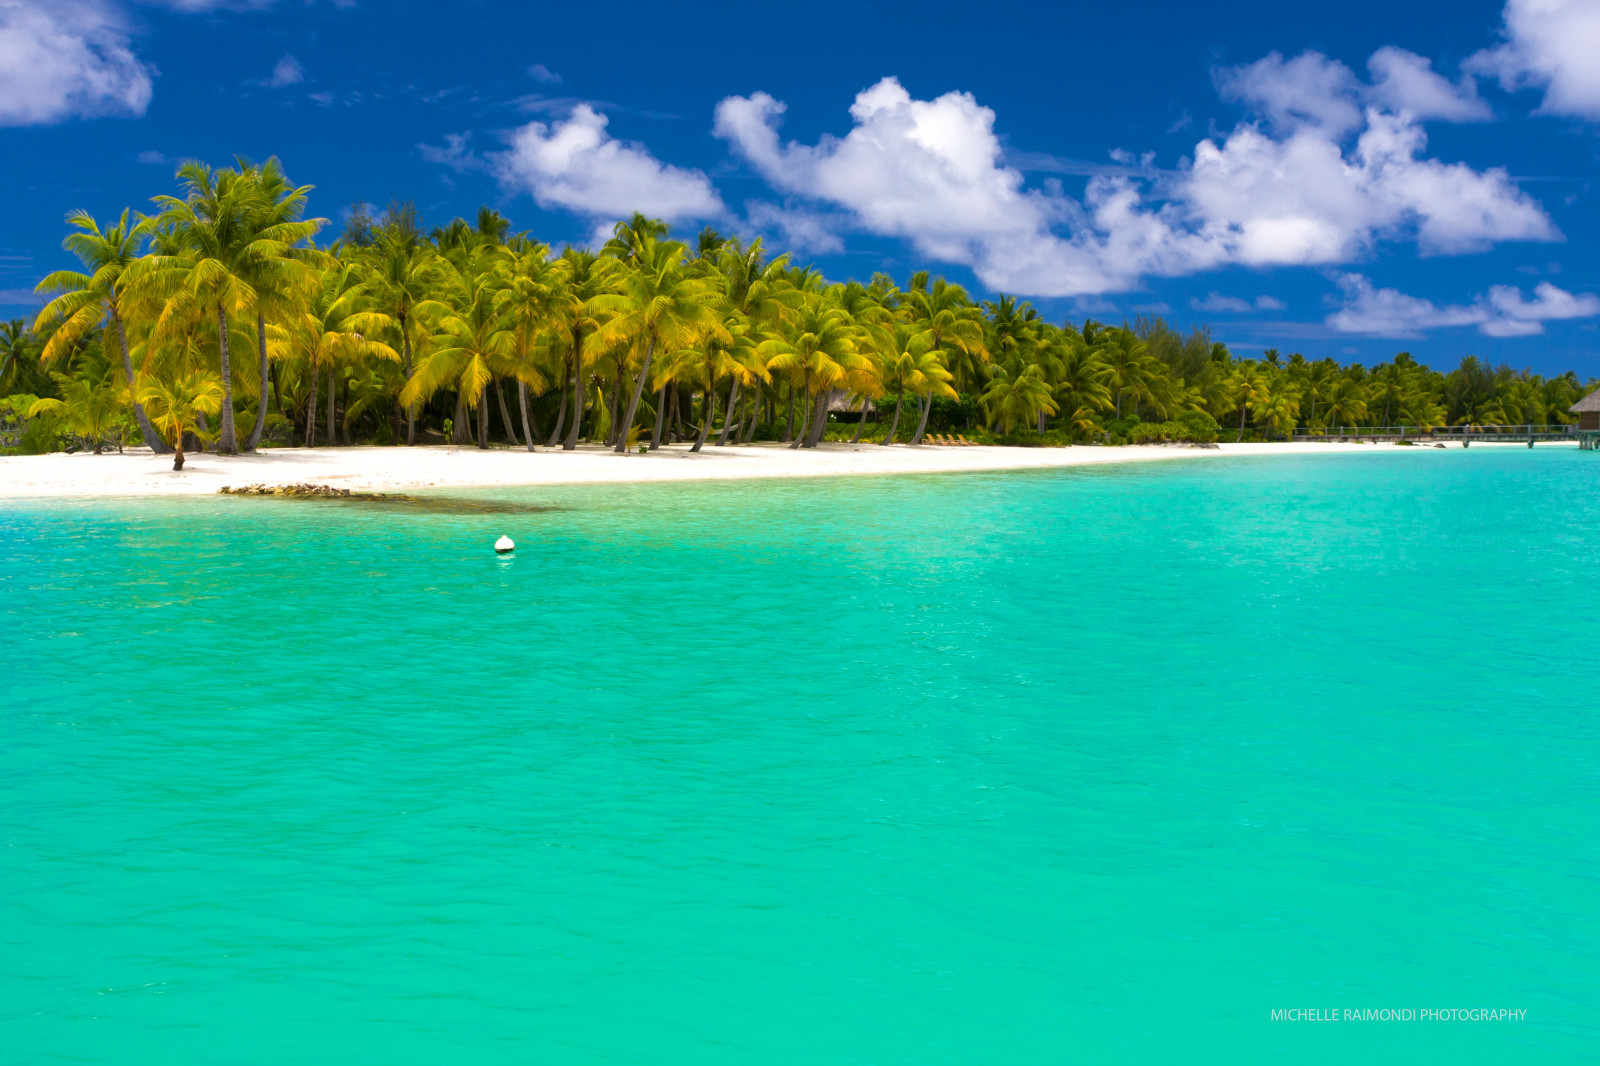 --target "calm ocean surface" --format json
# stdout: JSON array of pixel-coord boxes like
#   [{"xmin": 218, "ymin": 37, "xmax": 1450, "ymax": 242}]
[{"xmin": 2, "ymin": 449, "xmax": 1597, "ymax": 1063}]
